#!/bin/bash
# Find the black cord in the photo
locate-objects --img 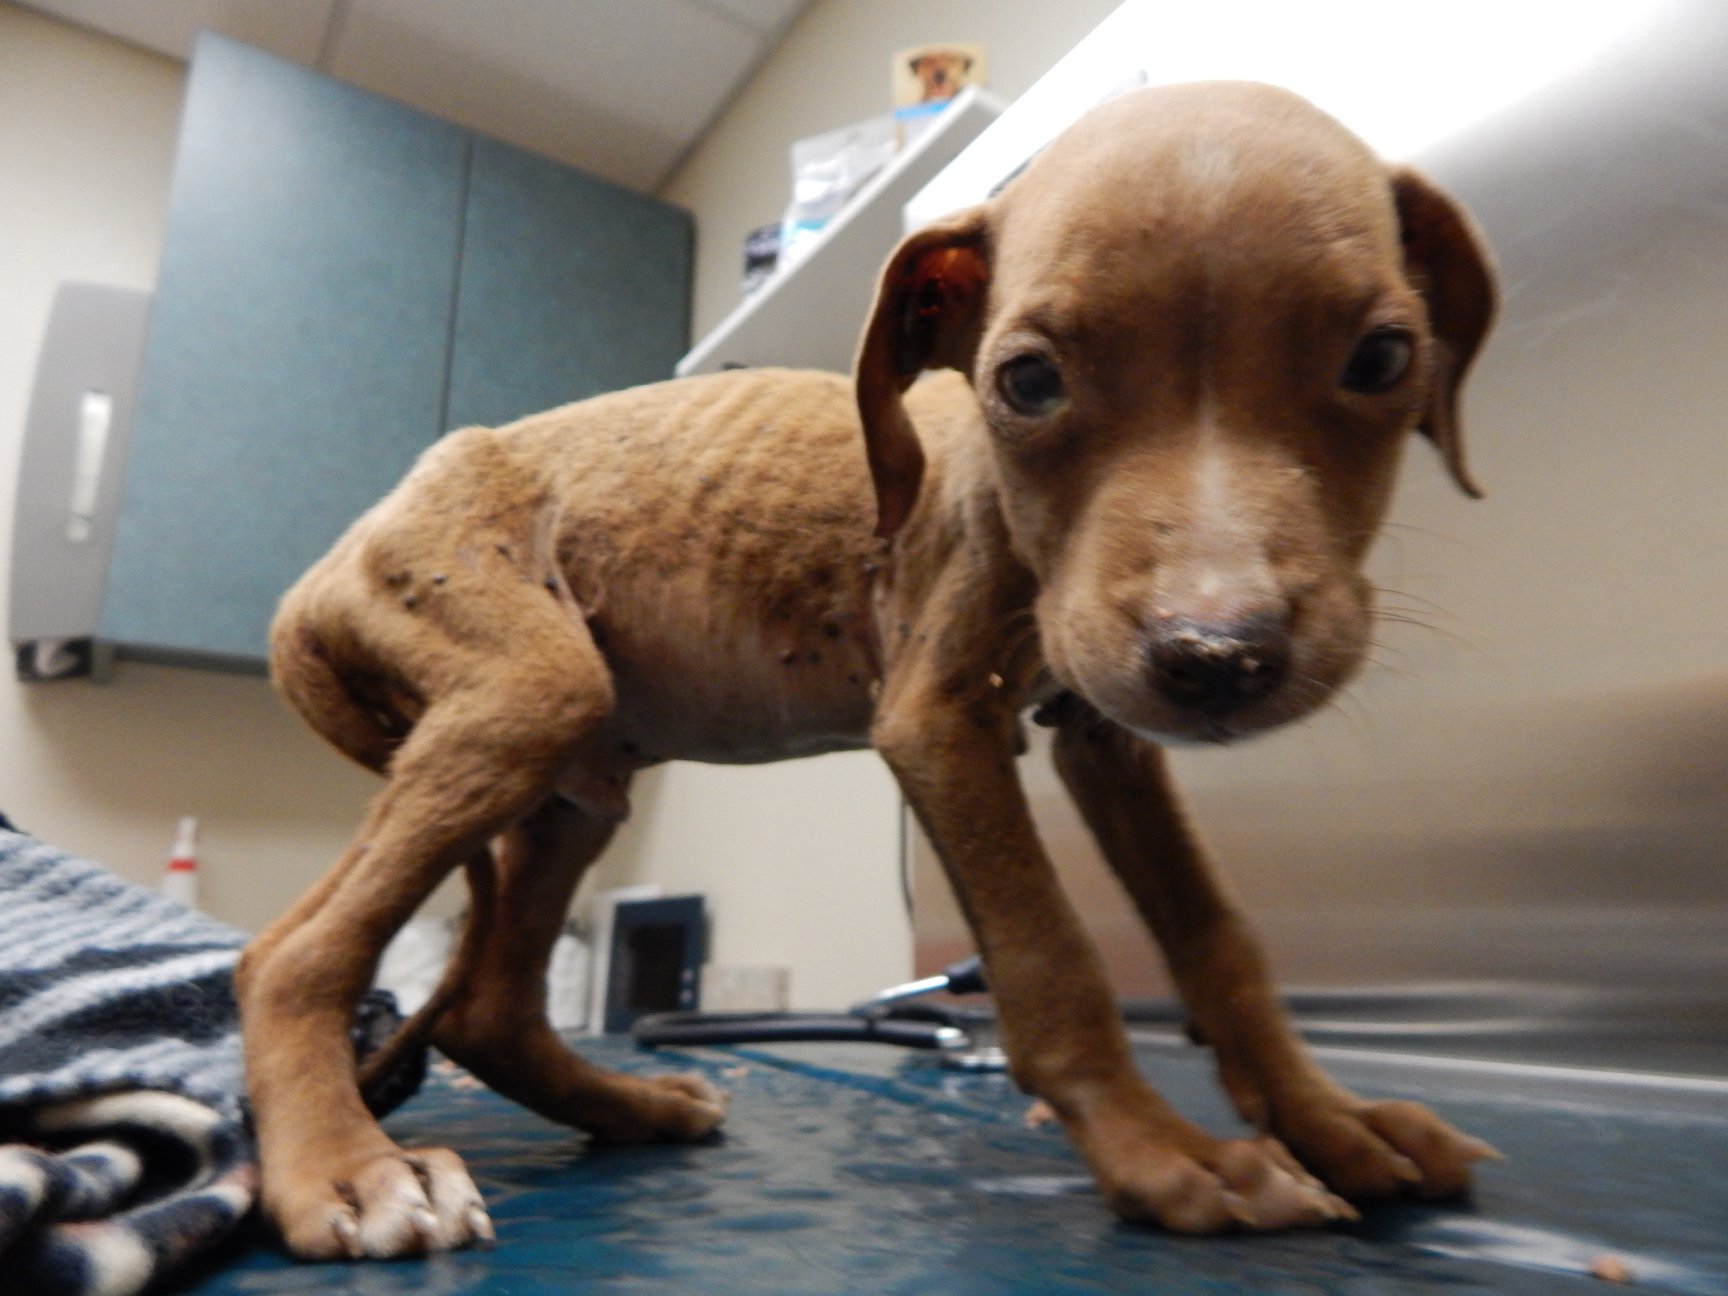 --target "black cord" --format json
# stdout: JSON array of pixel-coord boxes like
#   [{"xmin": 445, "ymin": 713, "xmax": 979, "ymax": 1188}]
[{"xmin": 633, "ymin": 1011, "xmax": 957, "ymax": 1051}]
